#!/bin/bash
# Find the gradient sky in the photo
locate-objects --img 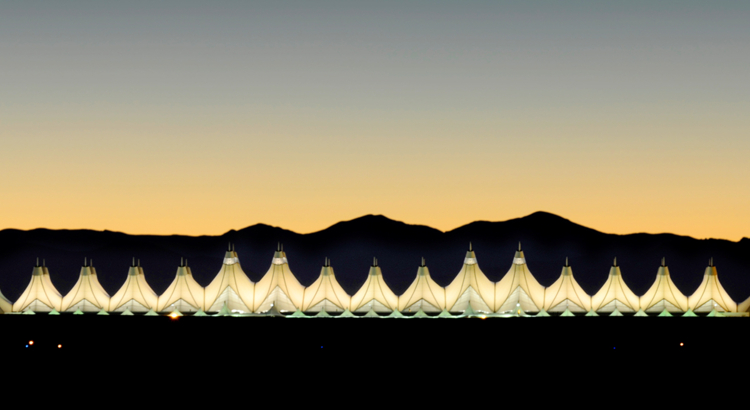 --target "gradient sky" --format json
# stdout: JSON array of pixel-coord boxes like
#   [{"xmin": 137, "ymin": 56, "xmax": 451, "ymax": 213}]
[{"xmin": 1, "ymin": 1, "xmax": 749, "ymax": 239}]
